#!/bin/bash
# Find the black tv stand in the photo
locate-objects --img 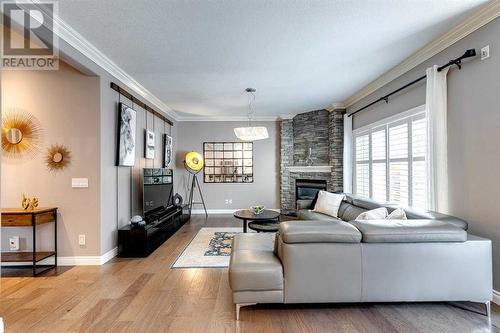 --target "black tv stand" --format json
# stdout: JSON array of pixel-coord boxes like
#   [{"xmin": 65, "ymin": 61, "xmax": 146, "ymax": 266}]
[{"xmin": 118, "ymin": 207, "xmax": 189, "ymax": 257}]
